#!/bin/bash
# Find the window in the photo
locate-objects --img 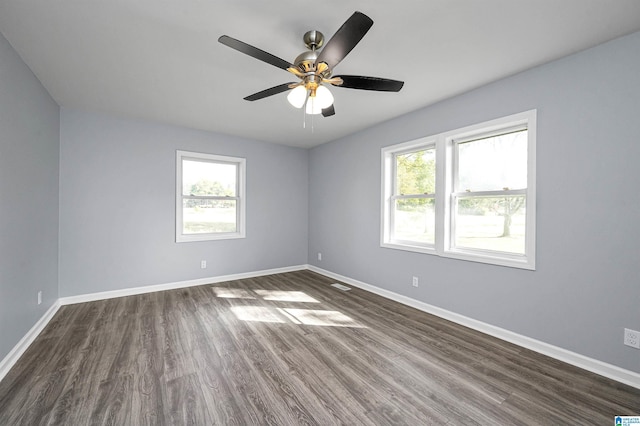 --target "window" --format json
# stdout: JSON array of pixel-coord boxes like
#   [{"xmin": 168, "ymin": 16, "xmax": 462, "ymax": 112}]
[
  {"xmin": 176, "ymin": 150, "xmax": 246, "ymax": 242},
  {"xmin": 382, "ymin": 142, "xmax": 437, "ymax": 251},
  {"xmin": 382, "ymin": 110, "xmax": 536, "ymax": 269},
  {"xmin": 451, "ymin": 127, "xmax": 528, "ymax": 255}
]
